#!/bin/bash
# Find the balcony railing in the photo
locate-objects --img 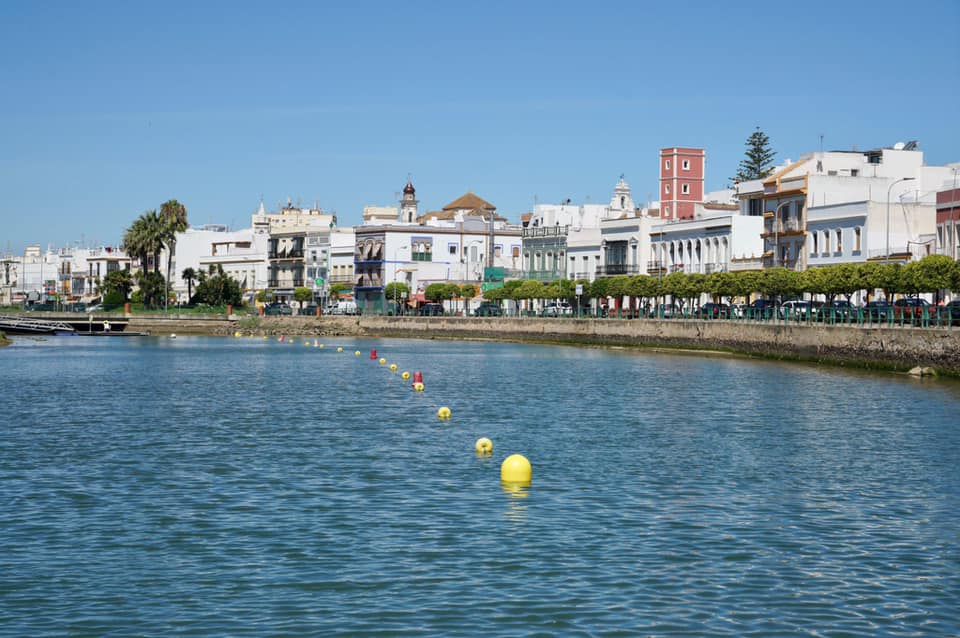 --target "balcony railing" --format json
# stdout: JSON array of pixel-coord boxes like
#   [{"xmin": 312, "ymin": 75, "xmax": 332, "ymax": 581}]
[
  {"xmin": 596, "ymin": 264, "xmax": 639, "ymax": 276},
  {"xmin": 647, "ymin": 261, "xmax": 666, "ymax": 275},
  {"xmin": 523, "ymin": 269, "xmax": 564, "ymax": 282},
  {"xmin": 763, "ymin": 219, "xmax": 804, "ymax": 235},
  {"xmin": 268, "ymin": 249, "xmax": 305, "ymax": 260},
  {"xmin": 729, "ymin": 257, "xmax": 763, "ymax": 271},
  {"xmin": 522, "ymin": 225, "xmax": 569, "ymax": 239}
]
